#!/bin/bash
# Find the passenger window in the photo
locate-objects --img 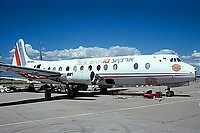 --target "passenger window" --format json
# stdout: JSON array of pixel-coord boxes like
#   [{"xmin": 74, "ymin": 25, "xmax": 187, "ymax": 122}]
[
  {"xmin": 48, "ymin": 67, "xmax": 50, "ymax": 70},
  {"xmin": 88, "ymin": 65, "xmax": 92, "ymax": 71},
  {"xmin": 97, "ymin": 65, "xmax": 101, "ymax": 71},
  {"xmin": 134, "ymin": 63, "xmax": 138, "ymax": 70},
  {"xmin": 73, "ymin": 66, "xmax": 77, "ymax": 72},
  {"xmin": 80, "ymin": 65, "xmax": 84, "ymax": 70},
  {"xmin": 66, "ymin": 66, "xmax": 70, "ymax": 71},
  {"xmin": 113, "ymin": 64, "xmax": 118, "ymax": 70},
  {"xmin": 145, "ymin": 63, "xmax": 150, "ymax": 69},
  {"xmin": 37, "ymin": 64, "xmax": 41, "ymax": 68},
  {"xmin": 104, "ymin": 64, "xmax": 108, "ymax": 71},
  {"xmin": 170, "ymin": 58, "xmax": 173, "ymax": 62},
  {"xmin": 53, "ymin": 67, "xmax": 56, "ymax": 71},
  {"xmin": 59, "ymin": 67, "xmax": 62, "ymax": 71}
]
